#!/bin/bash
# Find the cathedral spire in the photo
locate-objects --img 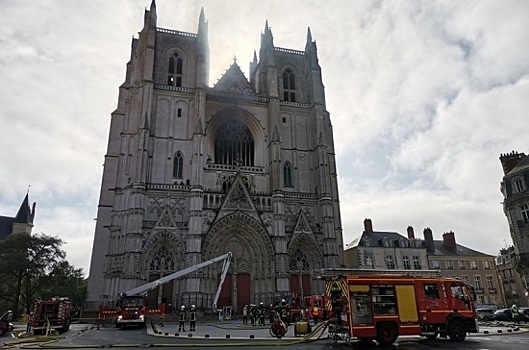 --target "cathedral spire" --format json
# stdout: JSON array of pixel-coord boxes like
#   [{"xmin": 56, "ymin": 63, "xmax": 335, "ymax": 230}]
[
  {"xmin": 196, "ymin": 6, "xmax": 210, "ymax": 87},
  {"xmin": 14, "ymin": 192, "xmax": 36, "ymax": 225},
  {"xmin": 146, "ymin": 0, "xmax": 157, "ymax": 29},
  {"xmin": 199, "ymin": 6, "xmax": 206, "ymax": 24},
  {"xmin": 306, "ymin": 27, "xmax": 313, "ymax": 44}
]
